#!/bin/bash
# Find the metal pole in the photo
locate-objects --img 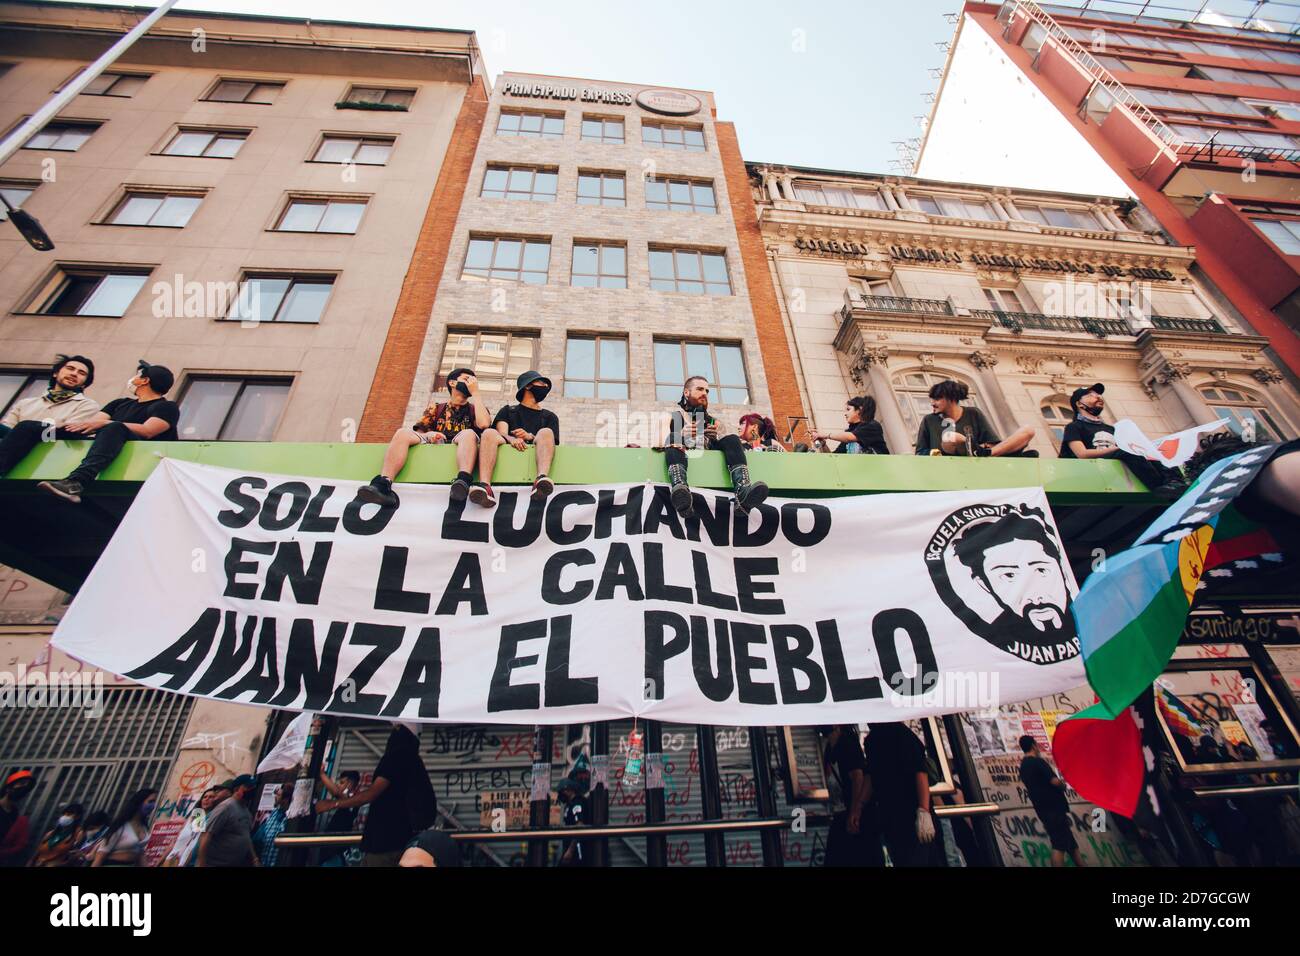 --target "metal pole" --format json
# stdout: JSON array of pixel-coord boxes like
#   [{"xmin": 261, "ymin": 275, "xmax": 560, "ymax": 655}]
[
  {"xmin": 0, "ymin": 0, "xmax": 182, "ymax": 169},
  {"xmin": 749, "ymin": 726, "xmax": 783, "ymax": 866},
  {"xmin": 527, "ymin": 726, "xmax": 553, "ymax": 867},
  {"xmin": 695, "ymin": 724, "xmax": 726, "ymax": 866},
  {"xmin": 590, "ymin": 721, "xmax": 609, "ymax": 867},
  {"xmin": 288, "ymin": 714, "xmax": 338, "ymax": 867},
  {"xmin": 643, "ymin": 720, "xmax": 667, "ymax": 866},
  {"xmin": 942, "ymin": 714, "xmax": 998, "ymax": 866}
]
